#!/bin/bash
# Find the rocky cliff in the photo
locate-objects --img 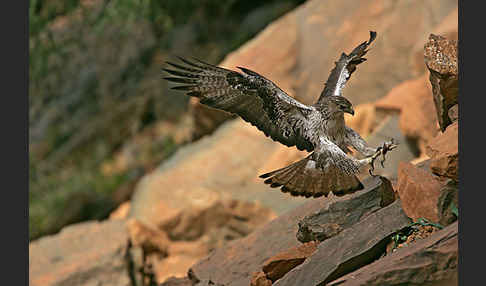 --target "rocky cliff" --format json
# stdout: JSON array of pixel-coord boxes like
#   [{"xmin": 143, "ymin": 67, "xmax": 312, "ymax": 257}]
[{"xmin": 29, "ymin": 0, "xmax": 459, "ymax": 285}]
